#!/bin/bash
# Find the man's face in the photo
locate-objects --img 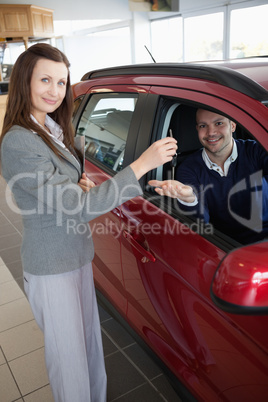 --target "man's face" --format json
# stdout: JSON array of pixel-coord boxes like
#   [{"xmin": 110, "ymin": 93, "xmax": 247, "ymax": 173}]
[{"xmin": 196, "ymin": 109, "xmax": 236, "ymax": 160}]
